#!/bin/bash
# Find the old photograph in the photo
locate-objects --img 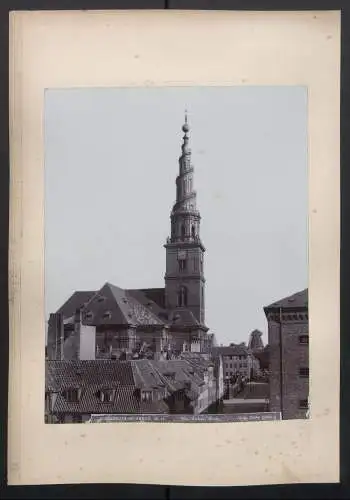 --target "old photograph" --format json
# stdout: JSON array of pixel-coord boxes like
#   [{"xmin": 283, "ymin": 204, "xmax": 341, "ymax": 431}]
[{"xmin": 44, "ymin": 86, "xmax": 308, "ymax": 424}]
